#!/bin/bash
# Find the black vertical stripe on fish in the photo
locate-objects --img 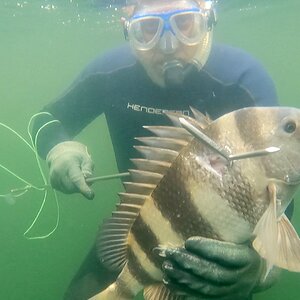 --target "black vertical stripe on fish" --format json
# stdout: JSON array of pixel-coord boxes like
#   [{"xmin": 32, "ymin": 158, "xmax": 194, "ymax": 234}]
[
  {"xmin": 94, "ymin": 106, "xmax": 300, "ymax": 299},
  {"xmin": 193, "ymin": 110, "xmax": 267, "ymax": 226},
  {"xmin": 152, "ymin": 154, "xmax": 220, "ymax": 240},
  {"xmin": 127, "ymin": 246, "xmax": 156, "ymax": 286},
  {"xmin": 130, "ymin": 214, "xmax": 162, "ymax": 269},
  {"xmin": 214, "ymin": 109, "xmax": 270, "ymax": 225},
  {"xmin": 234, "ymin": 108, "xmax": 262, "ymax": 148}
]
